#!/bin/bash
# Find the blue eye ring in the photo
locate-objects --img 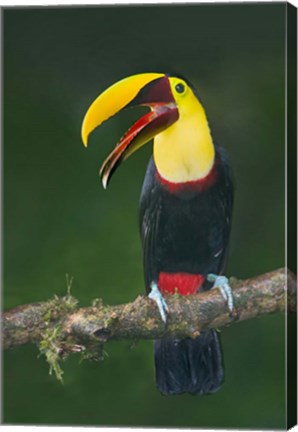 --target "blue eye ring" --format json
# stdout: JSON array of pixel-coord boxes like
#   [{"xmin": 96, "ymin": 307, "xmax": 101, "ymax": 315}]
[{"xmin": 175, "ymin": 83, "xmax": 185, "ymax": 94}]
